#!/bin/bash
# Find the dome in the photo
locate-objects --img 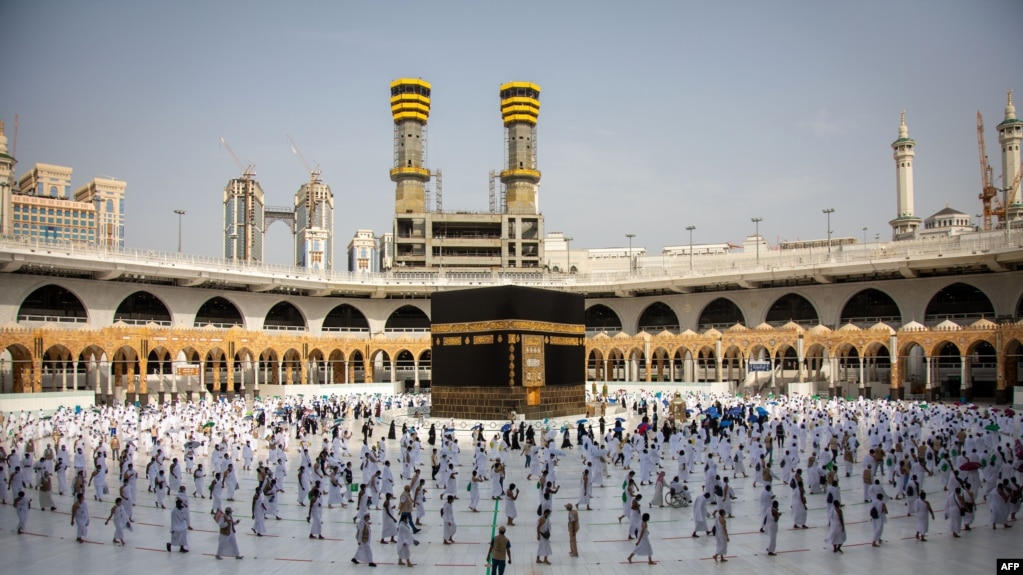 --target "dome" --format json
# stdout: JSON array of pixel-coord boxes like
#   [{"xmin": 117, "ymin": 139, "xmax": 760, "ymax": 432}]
[
  {"xmin": 703, "ymin": 327, "xmax": 722, "ymax": 338},
  {"xmin": 969, "ymin": 318, "xmax": 997, "ymax": 330},
  {"xmin": 838, "ymin": 323, "xmax": 862, "ymax": 332},
  {"xmin": 869, "ymin": 321, "xmax": 896, "ymax": 334},
  {"xmin": 780, "ymin": 321, "xmax": 805, "ymax": 333},
  {"xmin": 754, "ymin": 322, "xmax": 774, "ymax": 331},
  {"xmin": 678, "ymin": 329, "xmax": 698, "ymax": 337},
  {"xmin": 808, "ymin": 324, "xmax": 832, "ymax": 335},
  {"xmin": 933, "ymin": 319, "xmax": 961, "ymax": 331},
  {"xmin": 726, "ymin": 322, "xmax": 749, "ymax": 333},
  {"xmin": 900, "ymin": 320, "xmax": 926, "ymax": 332},
  {"xmin": 592, "ymin": 332, "xmax": 610, "ymax": 340},
  {"xmin": 656, "ymin": 329, "xmax": 675, "ymax": 338}
]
